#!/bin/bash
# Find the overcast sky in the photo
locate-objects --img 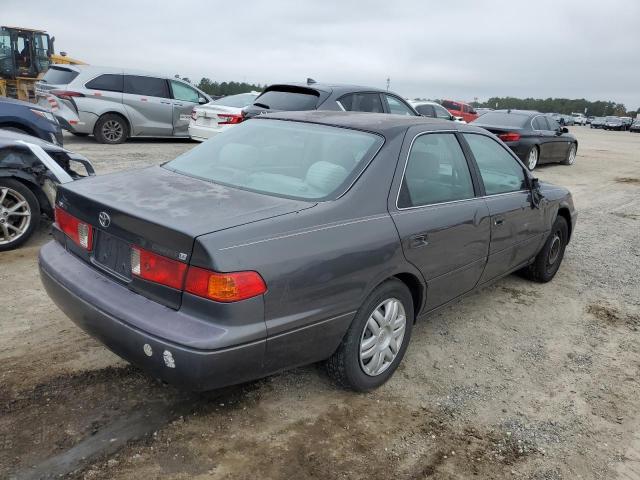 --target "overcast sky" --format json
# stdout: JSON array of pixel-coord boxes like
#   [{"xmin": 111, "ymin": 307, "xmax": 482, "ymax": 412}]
[{"xmin": 5, "ymin": 0, "xmax": 640, "ymax": 109}]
